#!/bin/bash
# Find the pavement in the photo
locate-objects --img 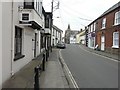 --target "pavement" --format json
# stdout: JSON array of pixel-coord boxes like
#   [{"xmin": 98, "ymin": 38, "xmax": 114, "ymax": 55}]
[
  {"xmin": 2, "ymin": 48, "xmax": 69, "ymax": 89},
  {"xmin": 80, "ymin": 45, "xmax": 119, "ymax": 61},
  {"xmin": 2, "ymin": 45, "xmax": 119, "ymax": 89}
]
